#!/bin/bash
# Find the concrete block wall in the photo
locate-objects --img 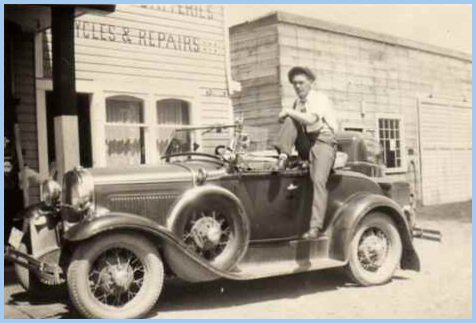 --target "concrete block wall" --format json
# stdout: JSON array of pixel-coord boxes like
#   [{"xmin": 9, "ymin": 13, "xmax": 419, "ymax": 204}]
[
  {"xmin": 230, "ymin": 22, "xmax": 282, "ymax": 141},
  {"xmin": 277, "ymin": 22, "xmax": 471, "ymax": 194},
  {"xmin": 230, "ymin": 12, "xmax": 471, "ymax": 203}
]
